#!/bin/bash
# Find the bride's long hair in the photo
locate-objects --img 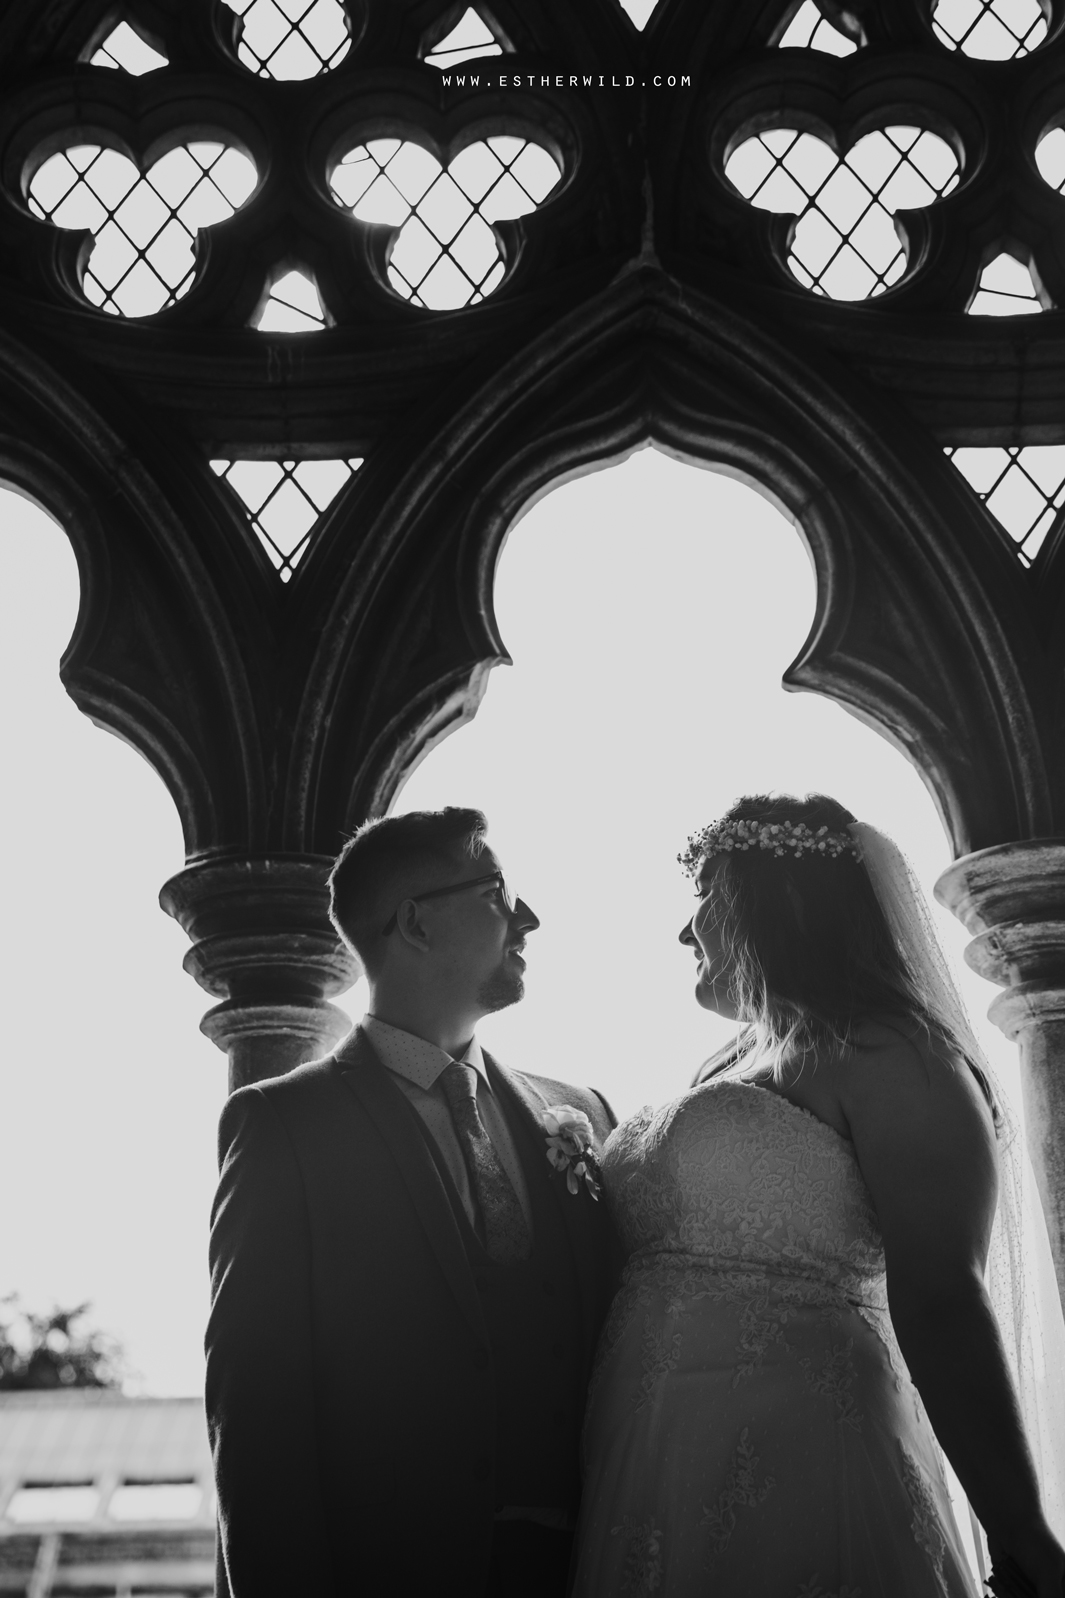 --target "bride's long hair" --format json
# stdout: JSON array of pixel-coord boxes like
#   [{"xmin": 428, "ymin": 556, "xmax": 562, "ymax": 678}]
[{"xmin": 704, "ymin": 793, "xmax": 962, "ymax": 1078}]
